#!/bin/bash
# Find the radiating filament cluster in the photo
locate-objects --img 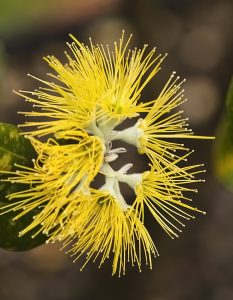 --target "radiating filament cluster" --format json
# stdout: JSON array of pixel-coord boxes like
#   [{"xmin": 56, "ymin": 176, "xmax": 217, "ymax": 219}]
[{"xmin": 0, "ymin": 32, "xmax": 212, "ymax": 276}]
